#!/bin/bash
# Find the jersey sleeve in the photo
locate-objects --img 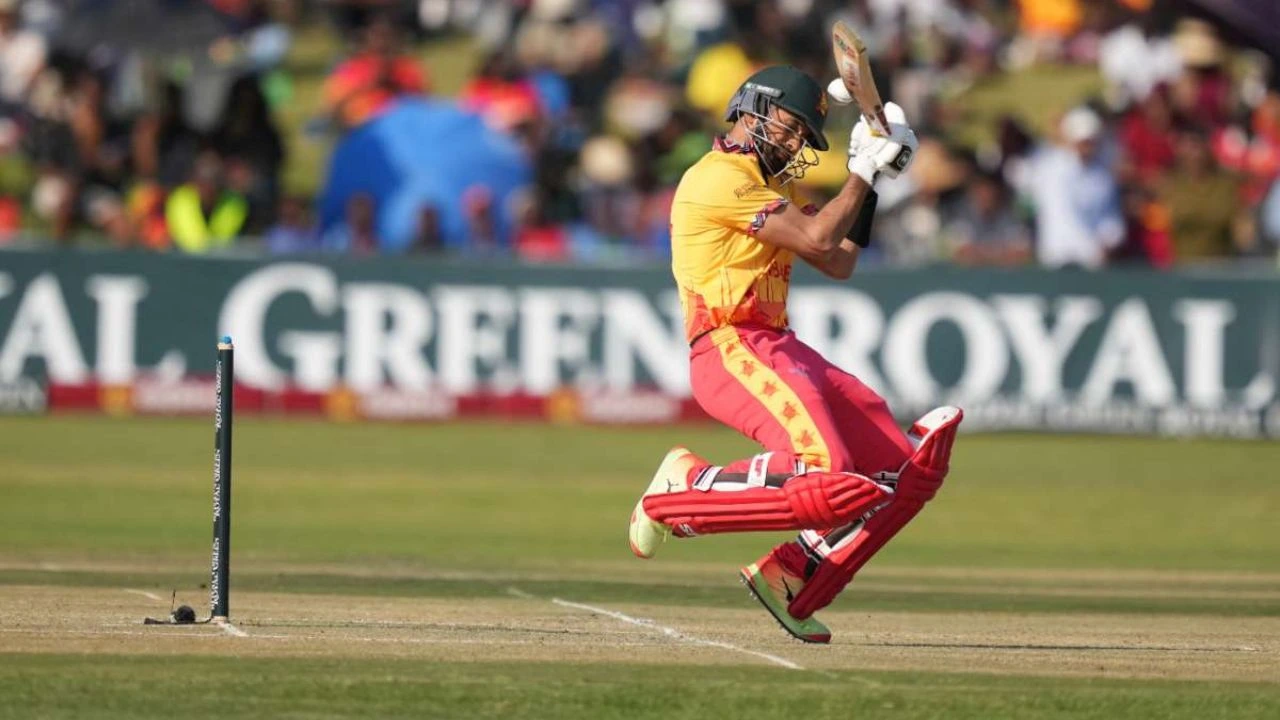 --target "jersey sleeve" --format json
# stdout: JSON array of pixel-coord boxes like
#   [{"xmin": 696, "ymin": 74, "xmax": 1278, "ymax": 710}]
[
  {"xmin": 677, "ymin": 157, "xmax": 790, "ymax": 236},
  {"xmin": 784, "ymin": 182, "xmax": 820, "ymax": 216}
]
